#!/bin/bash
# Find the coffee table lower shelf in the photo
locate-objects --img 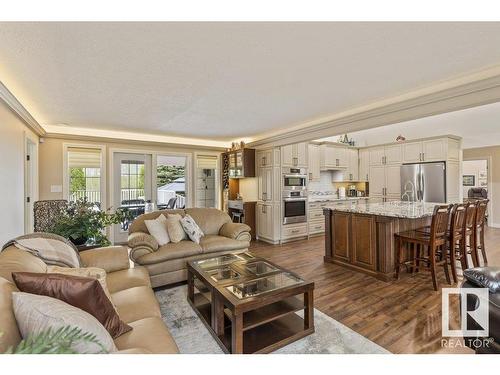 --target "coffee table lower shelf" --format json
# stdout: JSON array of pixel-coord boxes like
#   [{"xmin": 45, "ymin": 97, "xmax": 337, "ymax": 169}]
[{"xmin": 189, "ymin": 291, "xmax": 314, "ymax": 354}]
